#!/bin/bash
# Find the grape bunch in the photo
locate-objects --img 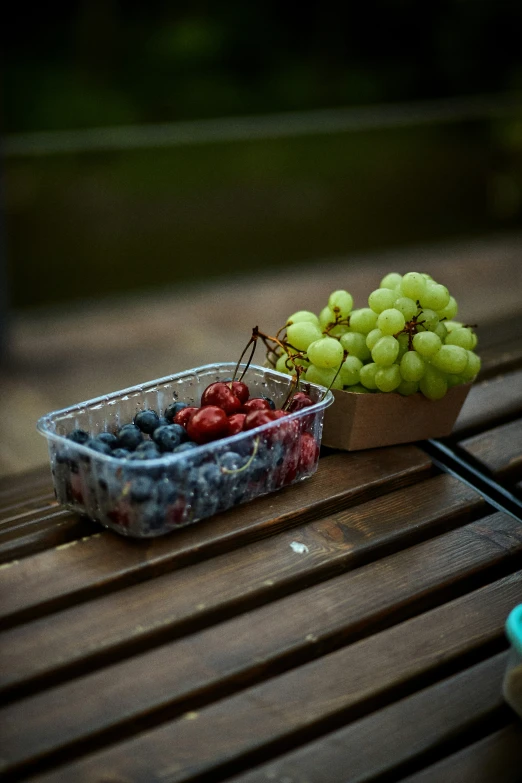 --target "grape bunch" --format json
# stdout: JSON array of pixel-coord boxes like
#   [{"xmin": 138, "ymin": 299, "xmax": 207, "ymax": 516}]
[{"xmin": 271, "ymin": 272, "xmax": 480, "ymax": 400}]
